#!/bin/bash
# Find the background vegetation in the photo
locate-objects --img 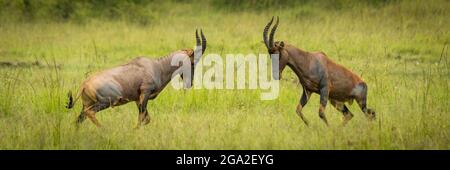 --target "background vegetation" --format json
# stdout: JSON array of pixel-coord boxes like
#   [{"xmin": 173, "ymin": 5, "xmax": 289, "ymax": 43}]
[{"xmin": 0, "ymin": 0, "xmax": 448, "ymax": 149}]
